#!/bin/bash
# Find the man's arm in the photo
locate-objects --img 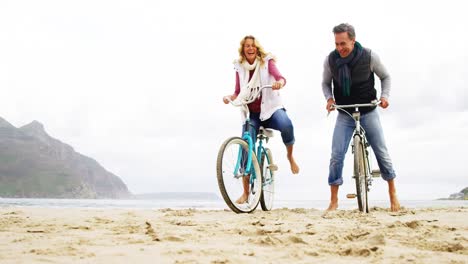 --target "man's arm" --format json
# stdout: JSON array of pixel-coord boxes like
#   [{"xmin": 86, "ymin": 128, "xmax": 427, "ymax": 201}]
[
  {"xmin": 370, "ymin": 51, "xmax": 391, "ymax": 108},
  {"xmin": 322, "ymin": 56, "xmax": 333, "ymax": 100},
  {"xmin": 322, "ymin": 56, "xmax": 335, "ymax": 112}
]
